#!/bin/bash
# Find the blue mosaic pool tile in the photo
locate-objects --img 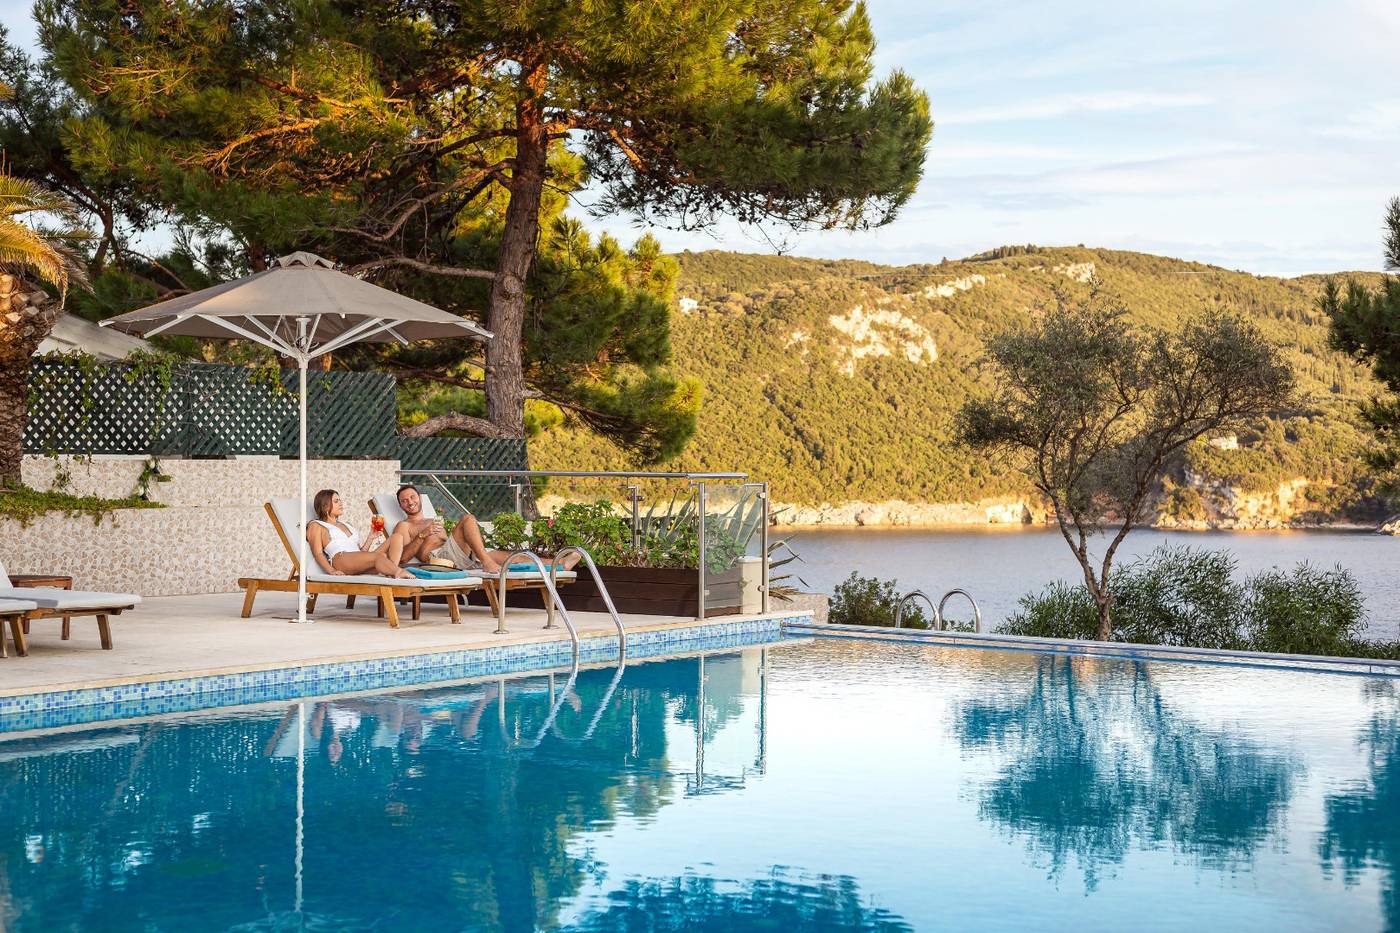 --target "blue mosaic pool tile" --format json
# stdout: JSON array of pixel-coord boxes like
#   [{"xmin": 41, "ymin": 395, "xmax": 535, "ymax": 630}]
[{"xmin": 0, "ymin": 615, "xmax": 804, "ymax": 733}]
